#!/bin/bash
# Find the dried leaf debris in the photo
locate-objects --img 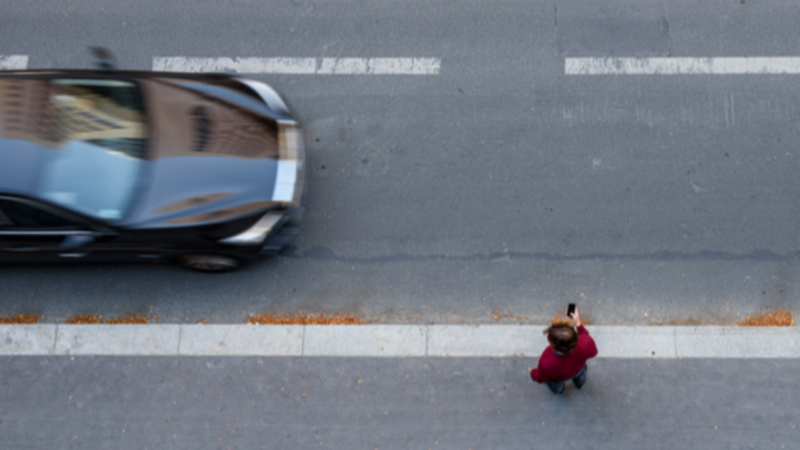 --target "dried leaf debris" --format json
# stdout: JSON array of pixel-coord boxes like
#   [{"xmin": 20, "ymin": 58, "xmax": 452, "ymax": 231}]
[
  {"xmin": 65, "ymin": 315, "xmax": 149, "ymax": 324},
  {"xmin": 105, "ymin": 316, "xmax": 150, "ymax": 324},
  {"xmin": 65, "ymin": 315, "xmax": 103, "ymax": 324},
  {"xmin": 0, "ymin": 314, "xmax": 39, "ymax": 324},
  {"xmin": 737, "ymin": 310, "xmax": 794, "ymax": 327},
  {"xmin": 247, "ymin": 313, "xmax": 363, "ymax": 325}
]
